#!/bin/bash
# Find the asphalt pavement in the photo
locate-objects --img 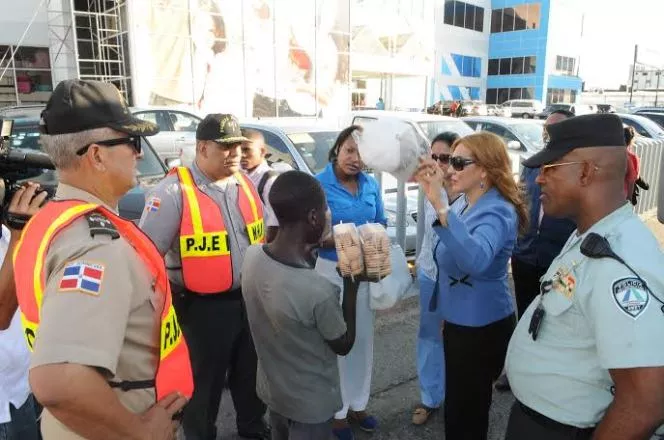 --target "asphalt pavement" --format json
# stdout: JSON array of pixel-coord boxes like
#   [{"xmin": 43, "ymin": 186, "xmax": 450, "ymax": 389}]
[{"xmin": 208, "ymin": 211, "xmax": 664, "ymax": 440}]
